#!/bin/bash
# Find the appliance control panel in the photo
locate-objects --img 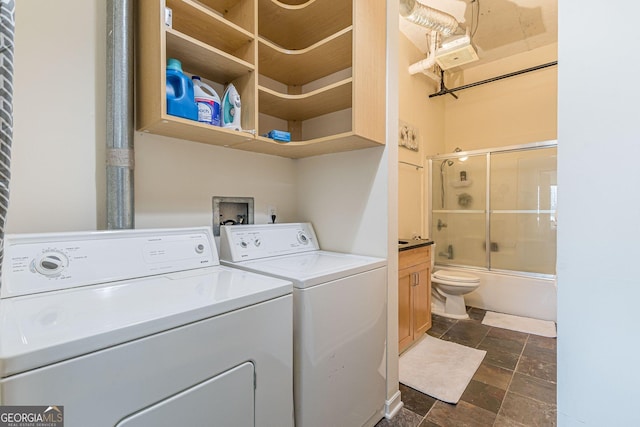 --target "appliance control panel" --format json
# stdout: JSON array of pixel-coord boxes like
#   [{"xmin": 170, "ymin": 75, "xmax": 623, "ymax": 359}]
[
  {"xmin": 219, "ymin": 223, "xmax": 319, "ymax": 262},
  {"xmin": 1, "ymin": 228, "xmax": 217, "ymax": 299}
]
